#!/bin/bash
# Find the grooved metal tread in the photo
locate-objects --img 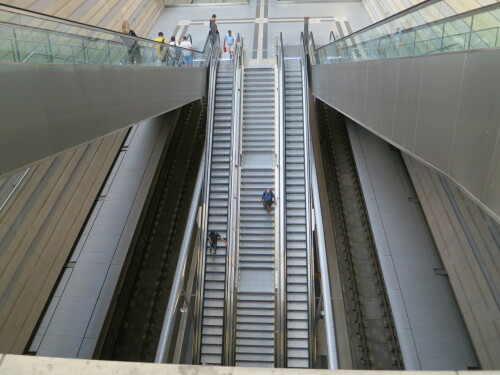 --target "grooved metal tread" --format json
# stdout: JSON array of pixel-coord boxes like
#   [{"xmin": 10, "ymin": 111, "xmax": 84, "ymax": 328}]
[
  {"xmin": 284, "ymin": 59, "xmax": 310, "ymax": 368},
  {"xmin": 200, "ymin": 62, "xmax": 234, "ymax": 366},
  {"xmin": 235, "ymin": 67, "xmax": 276, "ymax": 368}
]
